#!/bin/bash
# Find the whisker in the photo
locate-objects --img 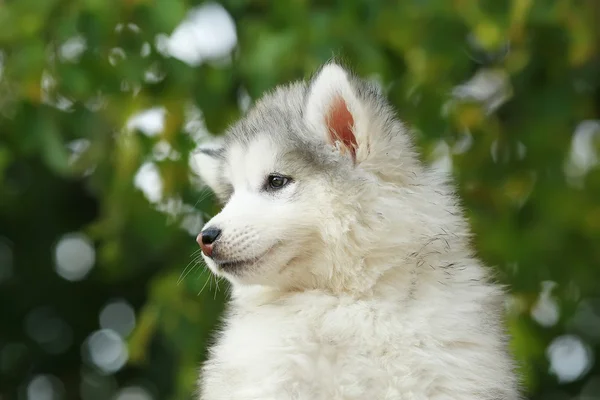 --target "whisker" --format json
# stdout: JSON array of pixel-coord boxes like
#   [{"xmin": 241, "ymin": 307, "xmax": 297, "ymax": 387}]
[
  {"xmin": 194, "ymin": 187, "xmax": 213, "ymax": 208},
  {"xmin": 178, "ymin": 255, "xmax": 202, "ymax": 285},
  {"xmin": 190, "ymin": 248, "xmax": 203, "ymax": 257},
  {"xmin": 214, "ymin": 276, "xmax": 222, "ymax": 300},
  {"xmin": 198, "ymin": 272, "xmax": 211, "ymax": 295}
]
